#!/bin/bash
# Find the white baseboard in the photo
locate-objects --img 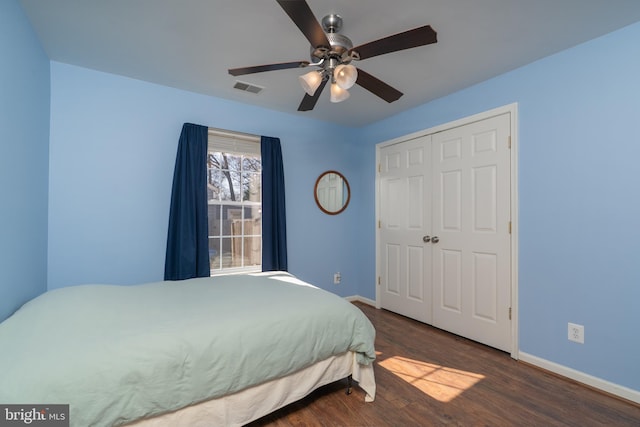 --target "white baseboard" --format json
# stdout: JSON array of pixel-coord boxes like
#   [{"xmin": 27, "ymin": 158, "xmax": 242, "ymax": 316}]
[
  {"xmin": 519, "ymin": 352, "xmax": 640, "ymax": 404},
  {"xmin": 345, "ymin": 295, "xmax": 376, "ymax": 306}
]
